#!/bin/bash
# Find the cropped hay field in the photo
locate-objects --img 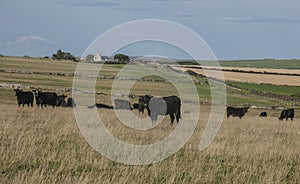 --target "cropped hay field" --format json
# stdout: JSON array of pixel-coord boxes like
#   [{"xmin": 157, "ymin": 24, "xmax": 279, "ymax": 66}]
[
  {"xmin": 1, "ymin": 57, "xmax": 300, "ymax": 183},
  {"xmin": 175, "ymin": 67, "xmax": 300, "ymax": 86}
]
